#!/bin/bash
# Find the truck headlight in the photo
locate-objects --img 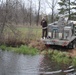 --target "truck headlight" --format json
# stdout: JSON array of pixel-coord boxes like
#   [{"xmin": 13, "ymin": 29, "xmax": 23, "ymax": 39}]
[
  {"xmin": 59, "ymin": 33, "xmax": 62, "ymax": 39},
  {"xmin": 48, "ymin": 32, "xmax": 52, "ymax": 37}
]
